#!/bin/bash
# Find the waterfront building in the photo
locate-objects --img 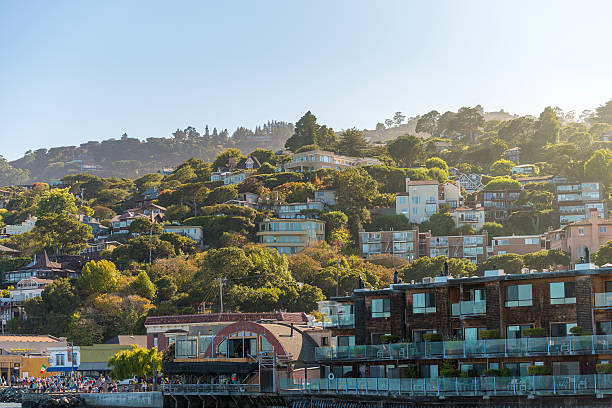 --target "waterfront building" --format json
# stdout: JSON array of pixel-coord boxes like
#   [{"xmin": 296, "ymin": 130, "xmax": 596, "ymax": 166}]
[{"xmin": 315, "ymin": 263, "xmax": 612, "ymax": 379}]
